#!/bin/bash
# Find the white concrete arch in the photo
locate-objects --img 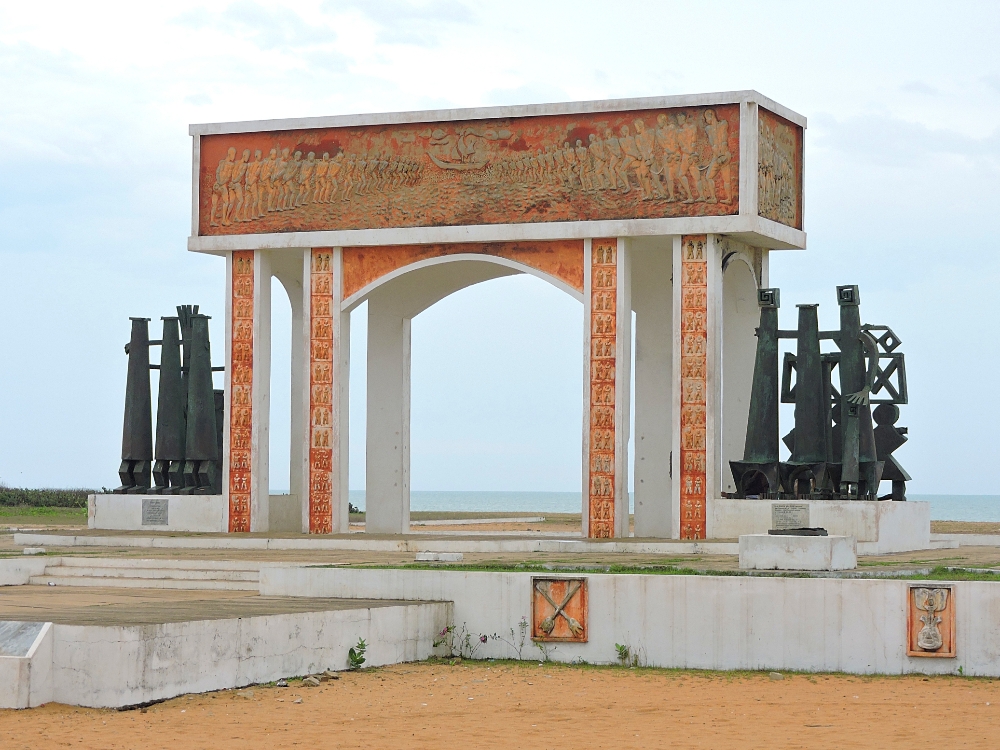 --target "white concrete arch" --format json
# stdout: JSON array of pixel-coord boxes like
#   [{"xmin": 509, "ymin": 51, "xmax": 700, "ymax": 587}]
[
  {"xmin": 342, "ymin": 252, "xmax": 585, "ymax": 314},
  {"xmin": 357, "ymin": 254, "xmax": 585, "ymax": 533},
  {"xmin": 721, "ymin": 253, "xmax": 760, "ymax": 494}
]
